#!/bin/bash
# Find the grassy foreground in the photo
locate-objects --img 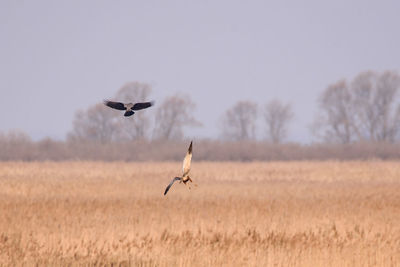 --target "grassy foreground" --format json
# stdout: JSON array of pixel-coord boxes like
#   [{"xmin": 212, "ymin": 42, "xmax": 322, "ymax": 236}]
[{"xmin": 0, "ymin": 161, "xmax": 400, "ymax": 266}]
